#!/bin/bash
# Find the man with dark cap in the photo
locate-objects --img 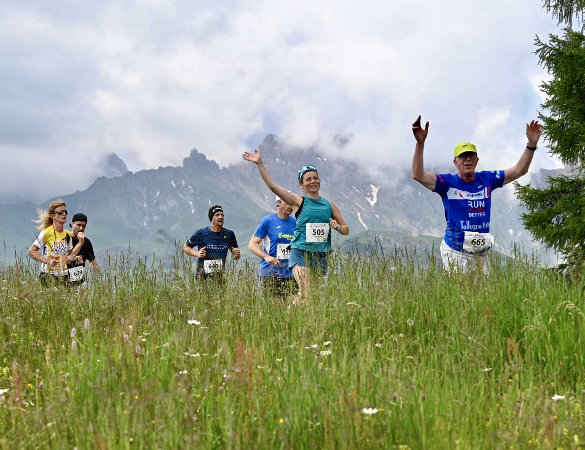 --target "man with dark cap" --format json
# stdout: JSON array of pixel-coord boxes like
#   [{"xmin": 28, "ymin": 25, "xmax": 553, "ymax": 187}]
[
  {"xmin": 67, "ymin": 213, "xmax": 99, "ymax": 284},
  {"xmin": 183, "ymin": 205, "xmax": 241, "ymax": 280}
]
